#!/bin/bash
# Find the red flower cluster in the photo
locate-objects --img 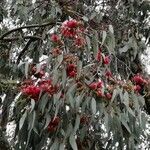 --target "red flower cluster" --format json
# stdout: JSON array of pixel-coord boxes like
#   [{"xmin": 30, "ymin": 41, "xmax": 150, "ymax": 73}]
[
  {"xmin": 132, "ymin": 74, "xmax": 147, "ymax": 93},
  {"xmin": 96, "ymin": 49, "xmax": 102, "ymax": 62},
  {"xmin": 48, "ymin": 116, "xmax": 60, "ymax": 132},
  {"xmin": 89, "ymin": 81, "xmax": 105, "ymax": 98},
  {"xmin": 51, "ymin": 34, "xmax": 60, "ymax": 43},
  {"xmin": 96, "ymin": 48, "xmax": 110, "ymax": 65},
  {"xmin": 61, "ymin": 19, "xmax": 85, "ymax": 39},
  {"xmin": 38, "ymin": 80, "xmax": 58, "ymax": 95},
  {"xmin": 22, "ymin": 85, "xmax": 41, "ymax": 101},
  {"xmin": 89, "ymin": 81, "xmax": 103, "ymax": 90},
  {"xmin": 132, "ymin": 74, "xmax": 147, "ymax": 85},
  {"xmin": 66, "ymin": 64, "xmax": 77, "ymax": 78},
  {"xmin": 74, "ymin": 36, "xmax": 86, "ymax": 48},
  {"xmin": 22, "ymin": 80, "xmax": 58, "ymax": 101},
  {"xmin": 105, "ymin": 71, "xmax": 112, "ymax": 78},
  {"xmin": 105, "ymin": 92, "xmax": 112, "ymax": 100},
  {"xmin": 133, "ymin": 85, "xmax": 141, "ymax": 93},
  {"xmin": 80, "ymin": 115, "xmax": 89, "ymax": 125},
  {"xmin": 51, "ymin": 47, "xmax": 62, "ymax": 57},
  {"xmin": 61, "ymin": 20, "xmax": 78, "ymax": 38},
  {"xmin": 96, "ymin": 90, "xmax": 104, "ymax": 97},
  {"xmin": 103, "ymin": 56, "xmax": 110, "ymax": 65}
]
